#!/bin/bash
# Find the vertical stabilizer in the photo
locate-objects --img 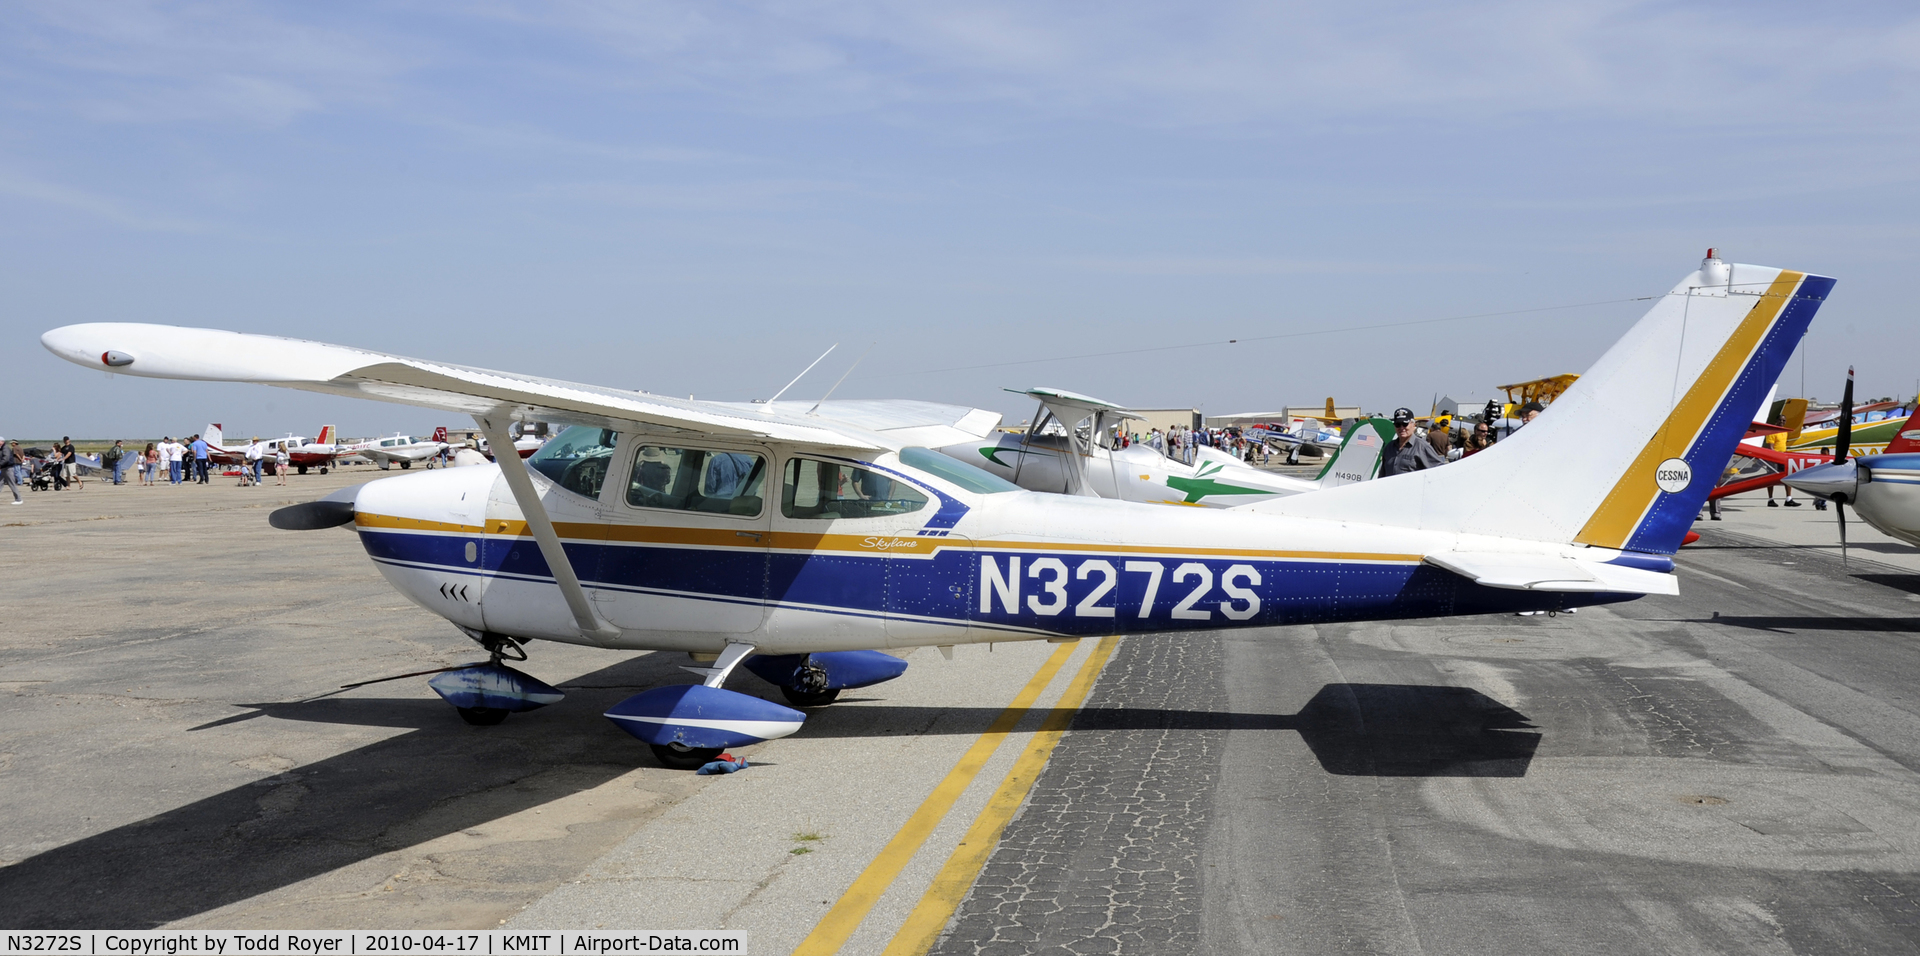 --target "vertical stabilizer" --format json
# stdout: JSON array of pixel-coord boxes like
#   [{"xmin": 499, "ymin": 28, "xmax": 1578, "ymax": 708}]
[
  {"xmin": 1251, "ymin": 255, "xmax": 1834, "ymax": 554},
  {"xmin": 1314, "ymin": 418, "xmax": 1394, "ymax": 488},
  {"xmin": 203, "ymin": 423, "xmax": 225, "ymax": 449},
  {"xmin": 316, "ymin": 424, "xmax": 336, "ymax": 446},
  {"xmin": 1885, "ymin": 408, "xmax": 1920, "ymax": 454}
]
